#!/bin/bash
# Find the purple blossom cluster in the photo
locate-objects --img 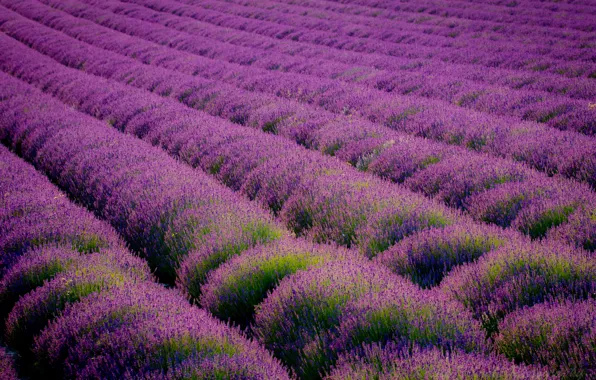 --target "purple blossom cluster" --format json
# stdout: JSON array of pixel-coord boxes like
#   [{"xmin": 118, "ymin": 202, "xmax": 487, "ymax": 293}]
[
  {"xmin": 251, "ymin": 260, "xmax": 396, "ymax": 377},
  {"xmin": 0, "ymin": 0, "xmax": 594, "ymax": 378},
  {"xmin": 440, "ymin": 240, "xmax": 596, "ymax": 335},
  {"xmin": 0, "ymin": 347, "xmax": 18, "ymax": 380},
  {"xmin": 375, "ymin": 221, "xmax": 523, "ymax": 287},
  {"xmin": 33, "ymin": 284, "xmax": 290, "ymax": 379},
  {"xmin": 197, "ymin": 238, "xmax": 360, "ymax": 325}
]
